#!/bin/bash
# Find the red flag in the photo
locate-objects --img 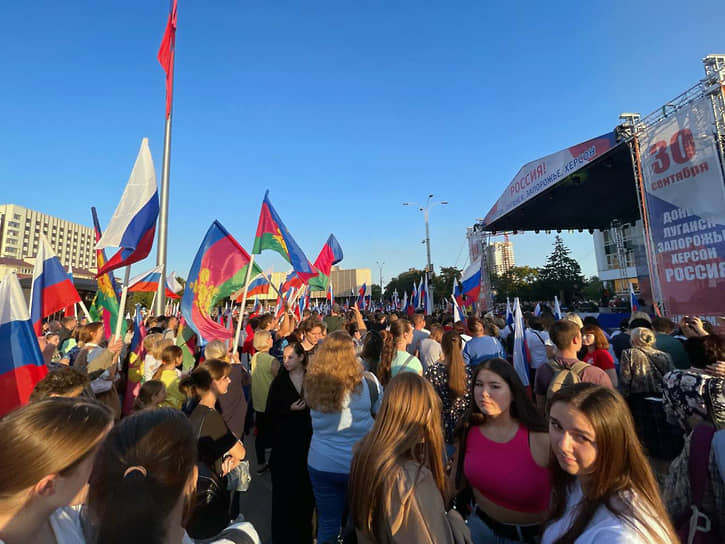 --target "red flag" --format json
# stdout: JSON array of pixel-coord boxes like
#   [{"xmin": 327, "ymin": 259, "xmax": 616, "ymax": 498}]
[{"xmin": 158, "ymin": 0, "xmax": 178, "ymax": 118}]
